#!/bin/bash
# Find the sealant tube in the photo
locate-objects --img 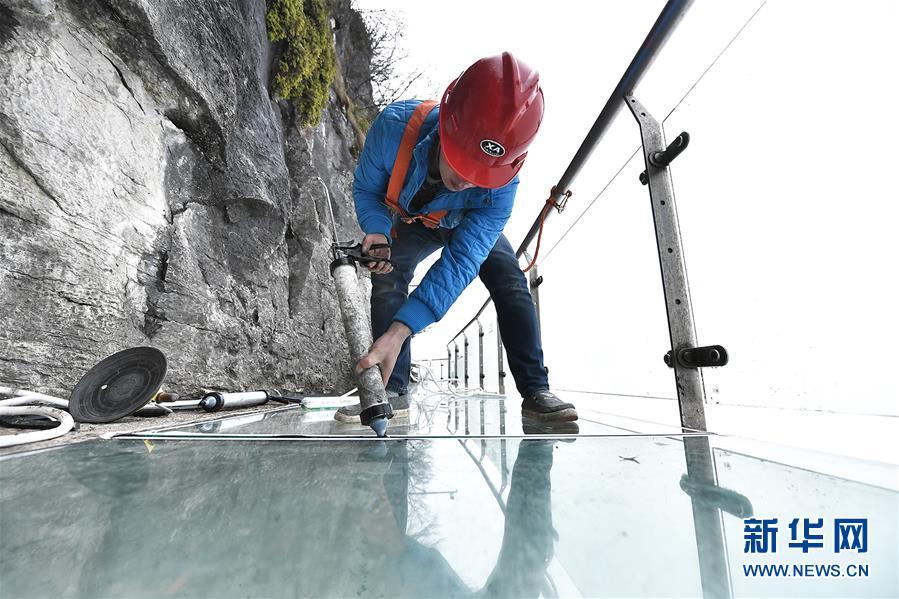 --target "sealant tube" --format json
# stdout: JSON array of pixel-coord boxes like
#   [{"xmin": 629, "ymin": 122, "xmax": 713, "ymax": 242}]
[
  {"xmin": 331, "ymin": 260, "xmax": 393, "ymax": 434},
  {"xmin": 199, "ymin": 391, "xmax": 269, "ymax": 412}
]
